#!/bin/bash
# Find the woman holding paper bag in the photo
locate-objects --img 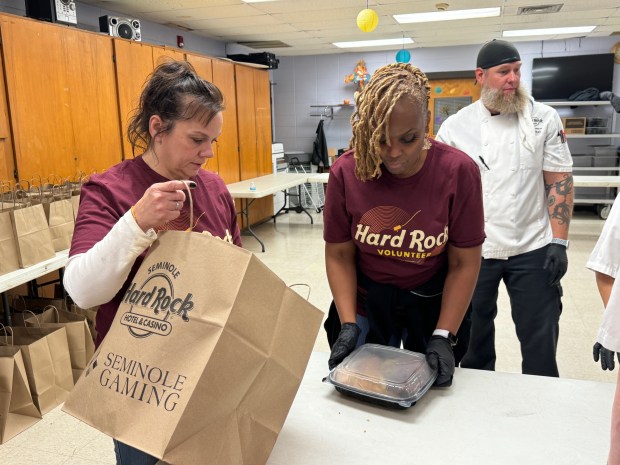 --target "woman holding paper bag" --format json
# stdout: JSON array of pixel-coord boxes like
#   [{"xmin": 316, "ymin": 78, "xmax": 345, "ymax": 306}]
[
  {"xmin": 323, "ymin": 63, "xmax": 485, "ymax": 387},
  {"xmin": 64, "ymin": 60, "xmax": 241, "ymax": 465}
]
